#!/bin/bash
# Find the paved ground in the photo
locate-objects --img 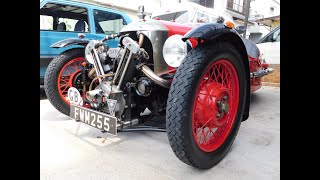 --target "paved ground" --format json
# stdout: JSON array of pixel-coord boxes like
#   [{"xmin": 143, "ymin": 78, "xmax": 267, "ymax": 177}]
[{"xmin": 40, "ymin": 86, "xmax": 280, "ymax": 180}]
